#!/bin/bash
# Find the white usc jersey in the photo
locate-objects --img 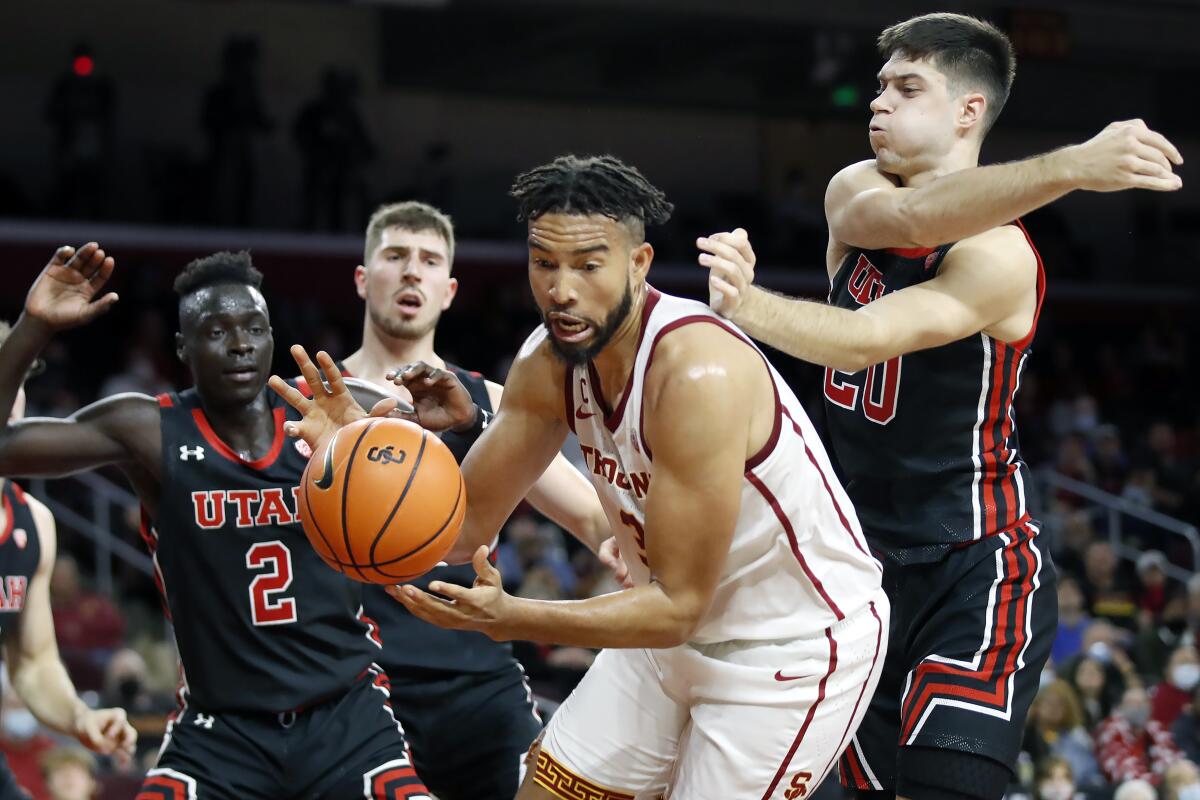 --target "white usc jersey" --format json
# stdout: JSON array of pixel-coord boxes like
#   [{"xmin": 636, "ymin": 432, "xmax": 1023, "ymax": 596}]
[{"xmin": 560, "ymin": 288, "xmax": 882, "ymax": 643}]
